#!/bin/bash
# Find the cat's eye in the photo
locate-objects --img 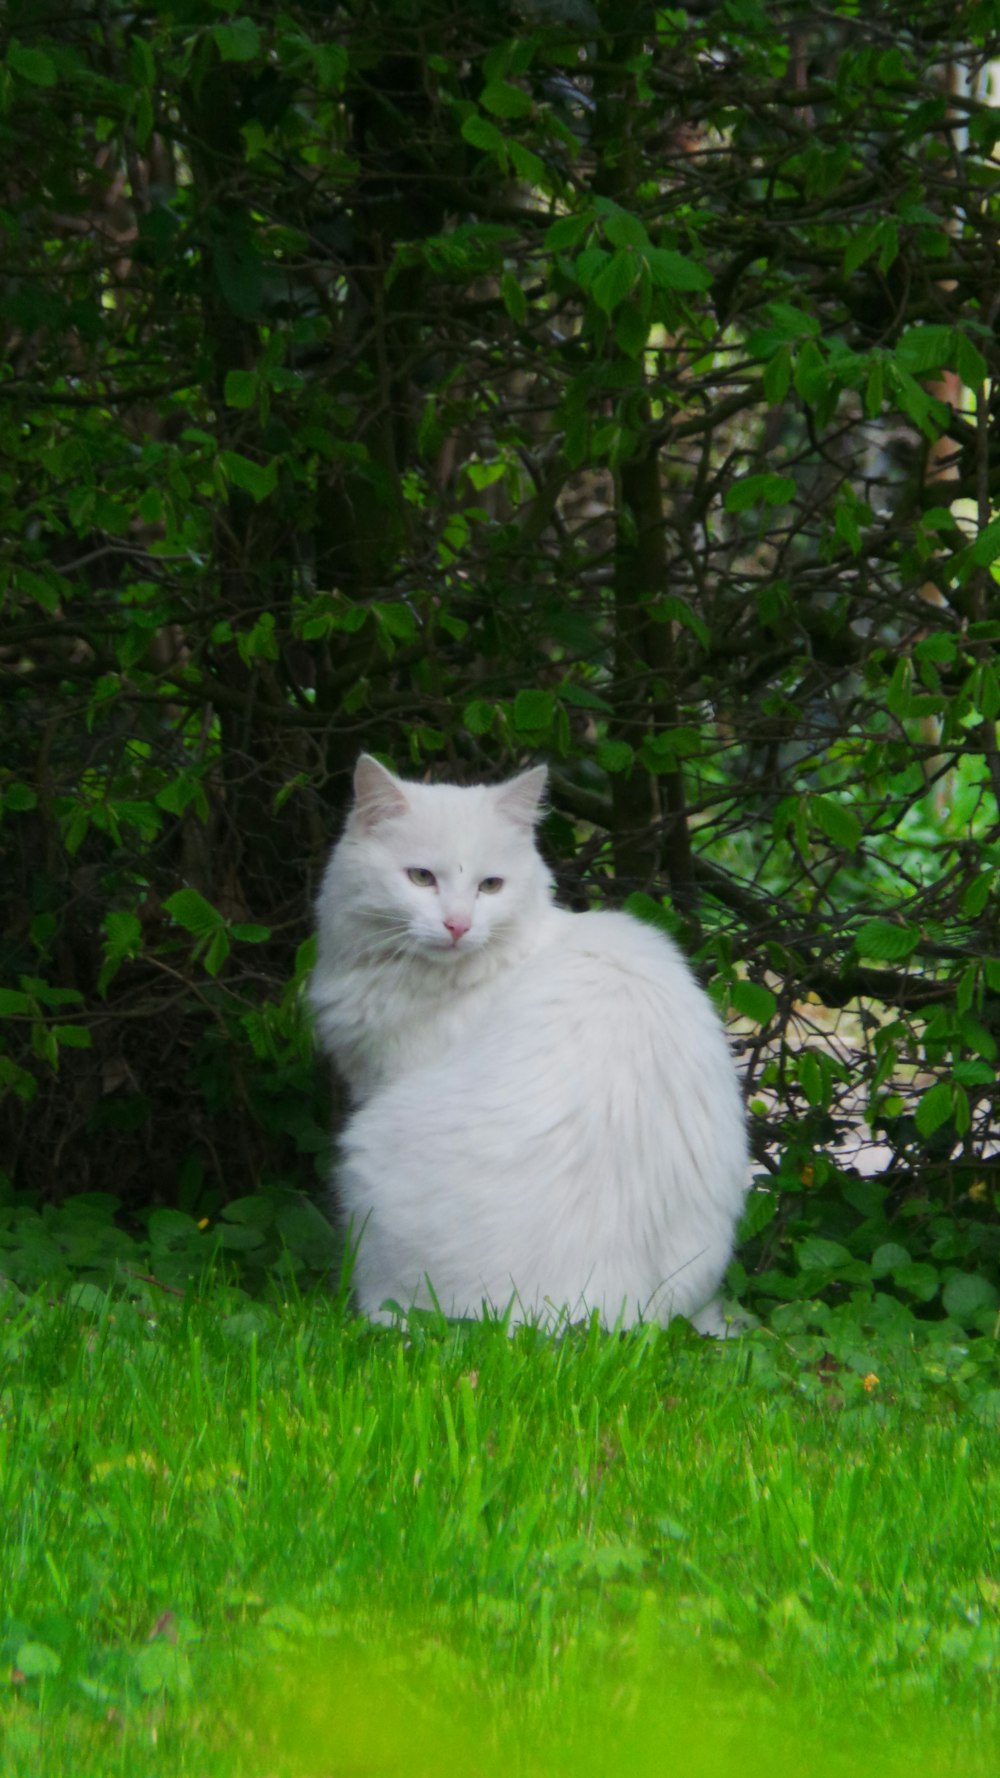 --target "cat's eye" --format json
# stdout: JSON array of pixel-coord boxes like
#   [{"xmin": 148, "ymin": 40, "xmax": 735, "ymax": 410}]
[
  {"xmin": 406, "ymin": 867, "xmax": 436, "ymax": 888},
  {"xmin": 478, "ymin": 876, "xmax": 504, "ymax": 894}
]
